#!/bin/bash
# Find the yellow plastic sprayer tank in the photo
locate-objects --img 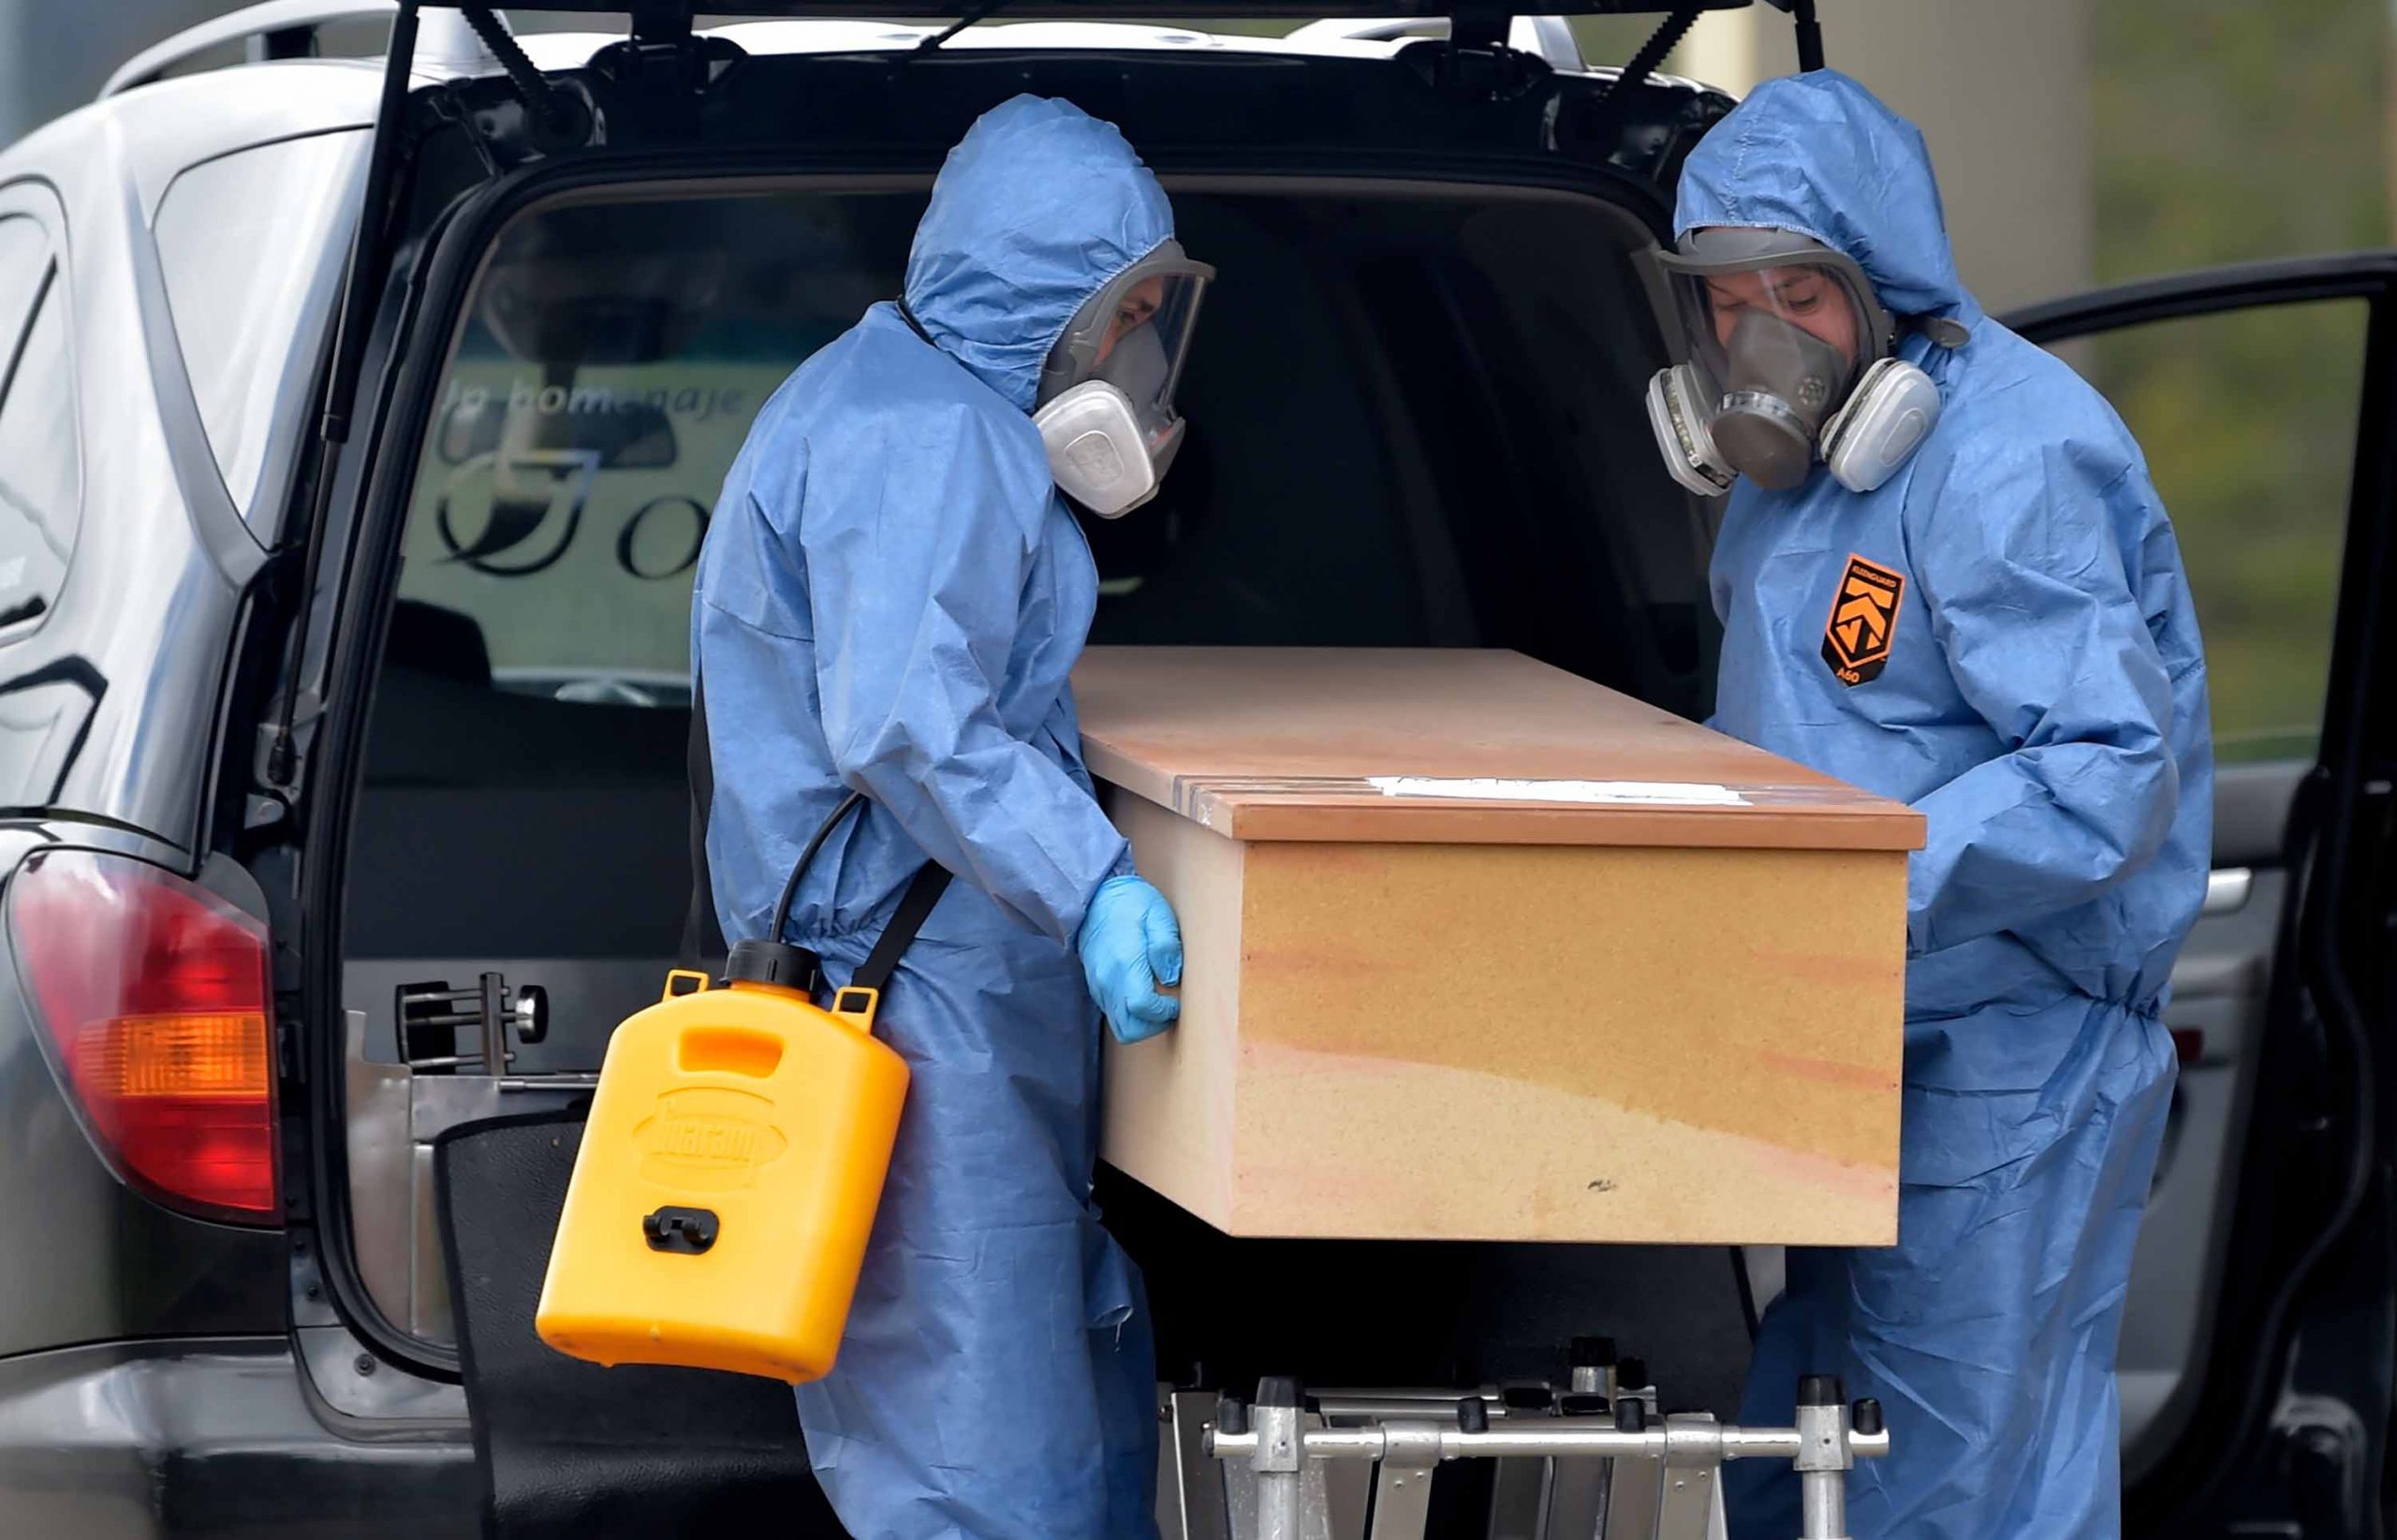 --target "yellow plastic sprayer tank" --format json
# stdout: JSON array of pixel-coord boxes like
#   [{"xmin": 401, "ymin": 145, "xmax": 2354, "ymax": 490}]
[
  {"xmin": 535, "ymin": 949, "xmax": 907, "ymax": 1383},
  {"xmin": 537, "ymin": 795, "xmax": 946, "ymax": 1383}
]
